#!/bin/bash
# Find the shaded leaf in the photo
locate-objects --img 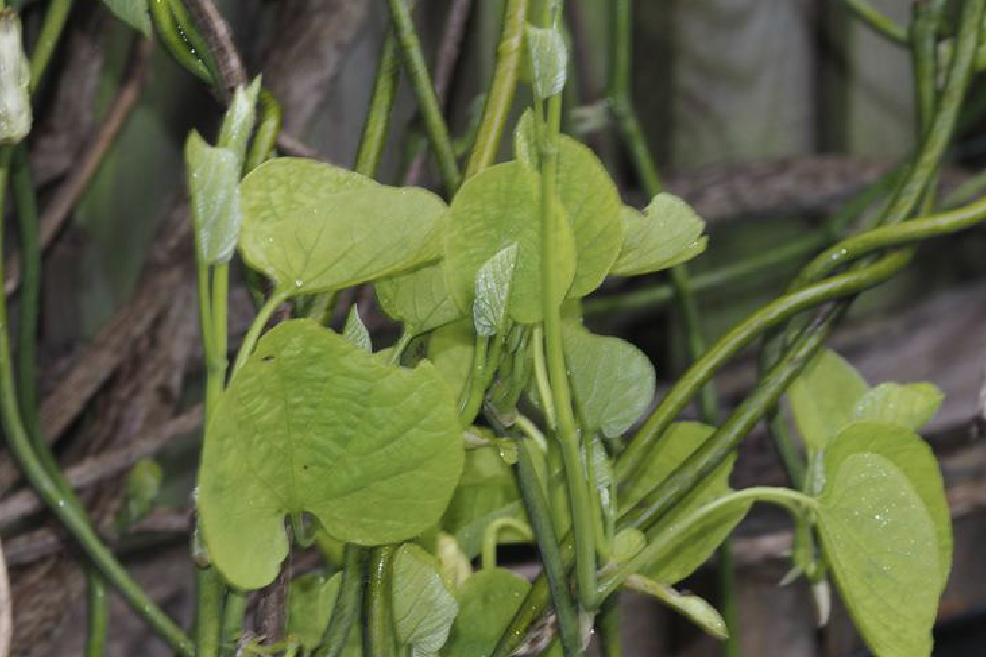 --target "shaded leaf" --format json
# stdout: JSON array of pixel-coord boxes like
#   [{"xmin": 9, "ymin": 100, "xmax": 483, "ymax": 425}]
[
  {"xmin": 442, "ymin": 569, "xmax": 531, "ymax": 657},
  {"xmin": 199, "ymin": 320, "xmax": 463, "ymax": 589},
  {"xmin": 788, "ymin": 349, "xmax": 869, "ymax": 451},
  {"xmin": 444, "ymin": 162, "xmax": 576, "ymax": 324},
  {"xmin": 186, "ymin": 132, "xmax": 242, "ymax": 264},
  {"xmin": 393, "ymin": 544, "xmax": 459, "ymax": 657},
  {"xmin": 100, "ymin": 0, "xmax": 151, "ymax": 36},
  {"xmin": 853, "ymin": 383, "xmax": 943, "ymax": 431},
  {"xmin": 427, "ymin": 319, "xmax": 475, "ymax": 403},
  {"xmin": 377, "ymin": 261, "xmax": 462, "ymax": 337},
  {"xmin": 611, "ymin": 196, "xmax": 707, "ymax": 276},
  {"xmin": 818, "ymin": 451, "xmax": 940, "ymax": 657},
  {"xmin": 473, "ymin": 244, "xmax": 518, "ymax": 336}
]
